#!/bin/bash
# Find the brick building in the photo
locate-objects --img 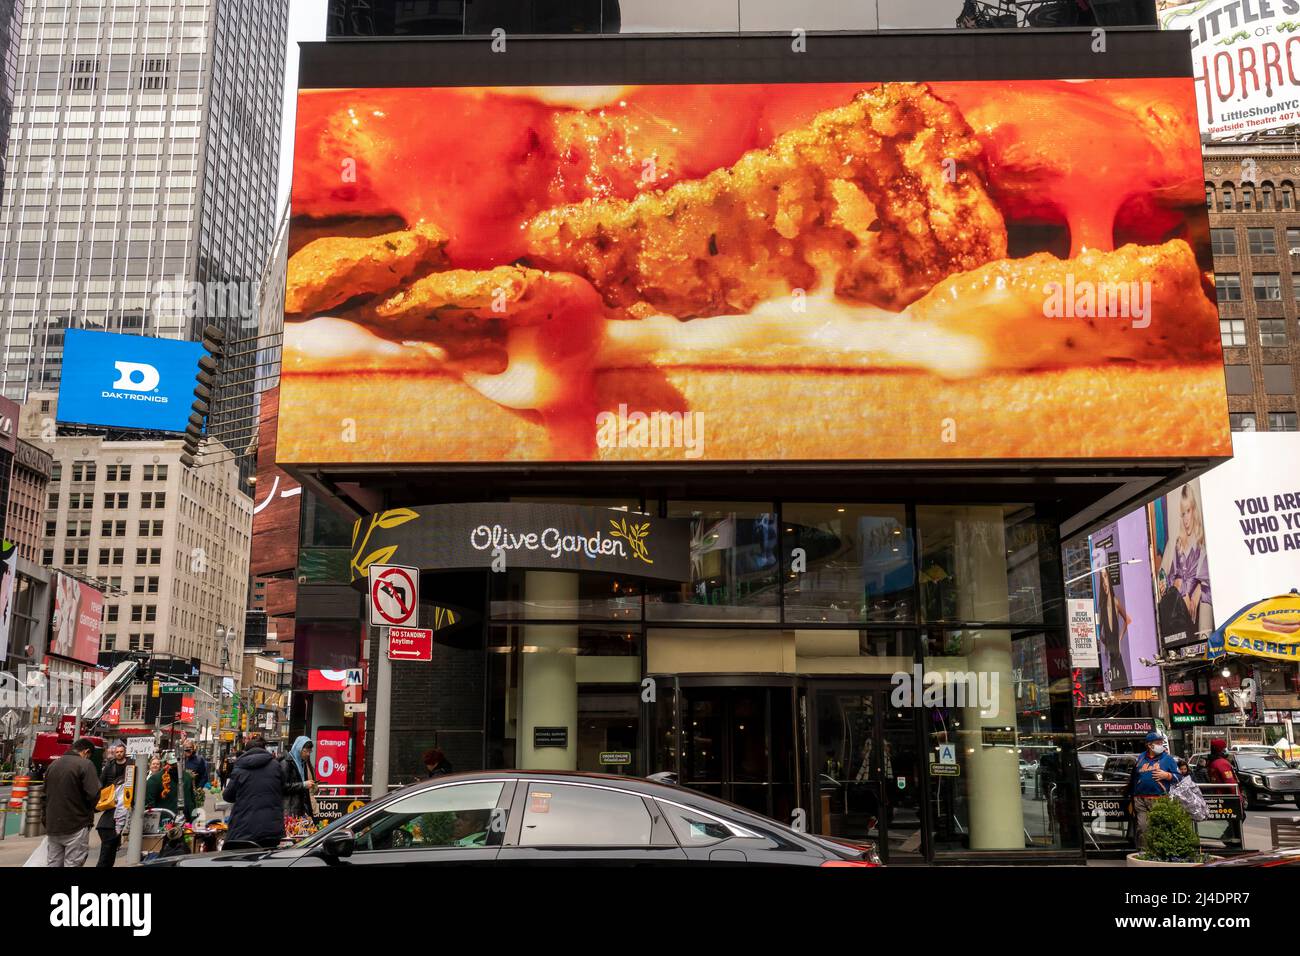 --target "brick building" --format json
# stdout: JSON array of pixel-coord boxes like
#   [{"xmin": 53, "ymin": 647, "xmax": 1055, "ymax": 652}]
[{"xmin": 1204, "ymin": 142, "xmax": 1300, "ymax": 432}]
